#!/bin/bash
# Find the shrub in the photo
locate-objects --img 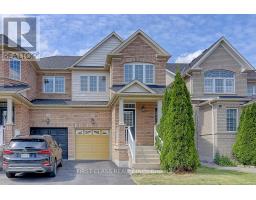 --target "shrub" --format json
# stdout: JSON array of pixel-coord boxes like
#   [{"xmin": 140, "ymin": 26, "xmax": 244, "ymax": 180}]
[
  {"xmin": 159, "ymin": 71, "xmax": 200, "ymax": 172},
  {"xmin": 214, "ymin": 152, "xmax": 236, "ymax": 166},
  {"xmin": 233, "ymin": 103, "xmax": 256, "ymax": 165}
]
